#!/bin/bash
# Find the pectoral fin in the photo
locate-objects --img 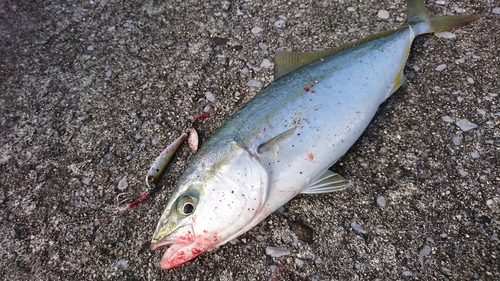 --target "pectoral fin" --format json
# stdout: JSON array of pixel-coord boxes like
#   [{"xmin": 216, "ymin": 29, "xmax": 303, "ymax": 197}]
[
  {"xmin": 301, "ymin": 170, "xmax": 351, "ymax": 194},
  {"xmin": 257, "ymin": 127, "xmax": 297, "ymax": 154}
]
